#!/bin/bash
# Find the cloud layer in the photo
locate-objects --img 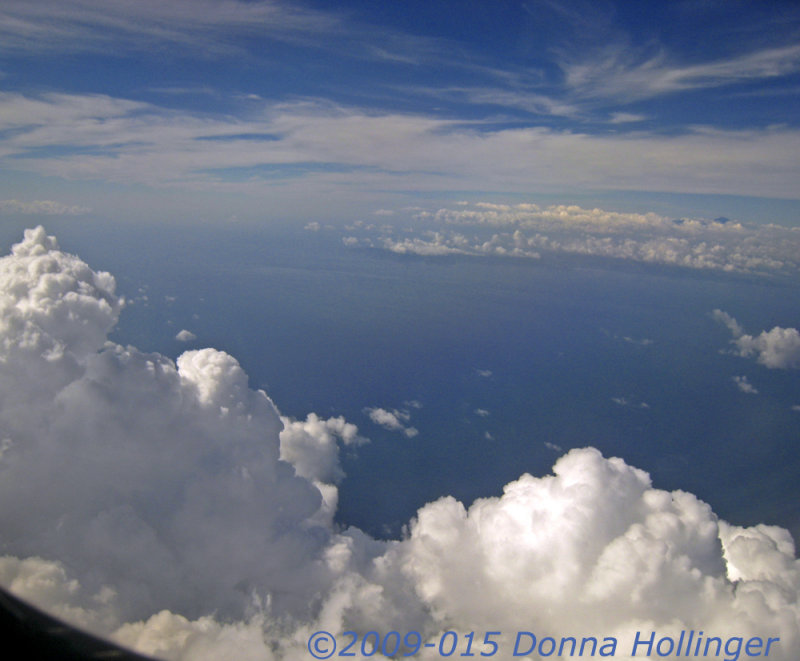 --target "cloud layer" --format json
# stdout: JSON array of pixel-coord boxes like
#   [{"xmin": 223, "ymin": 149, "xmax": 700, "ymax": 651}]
[
  {"xmin": 2, "ymin": 91, "xmax": 800, "ymax": 207},
  {"xmin": 0, "ymin": 228, "xmax": 798, "ymax": 659}
]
